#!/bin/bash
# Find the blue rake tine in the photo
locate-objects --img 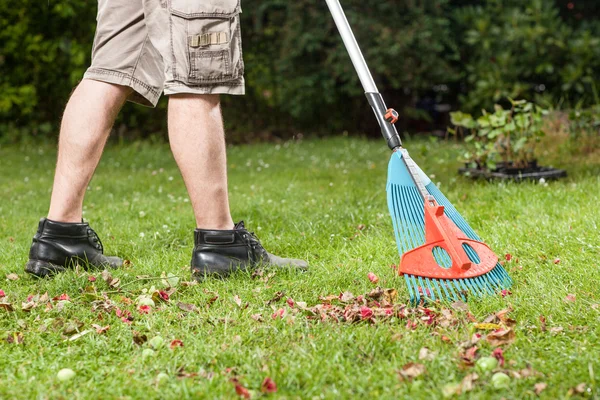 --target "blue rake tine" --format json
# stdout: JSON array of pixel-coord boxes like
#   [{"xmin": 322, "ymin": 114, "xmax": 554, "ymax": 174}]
[{"xmin": 386, "ymin": 151, "xmax": 512, "ymax": 304}]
